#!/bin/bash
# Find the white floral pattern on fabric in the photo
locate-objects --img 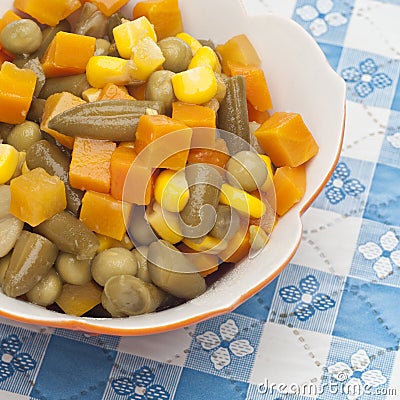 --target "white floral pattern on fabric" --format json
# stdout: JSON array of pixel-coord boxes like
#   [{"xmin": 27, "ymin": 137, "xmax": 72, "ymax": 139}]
[
  {"xmin": 296, "ymin": 0, "xmax": 347, "ymax": 37},
  {"xmin": 359, "ymin": 231, "xmax": 400, "ymax": 279},
  {"xmin": 387, "ymin": 133, "xmax": 400, "ymax": 148},
  {"xmin": 196, "ymin": 319, "xmax": 254, "ymax": 371},
  {"xmin": 112, "ymin": 366, "xmax": 170, "ymax": 400},
  {"xmin": 328, "ymin": 349, "xmax": 387, "ymax": 400}
]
